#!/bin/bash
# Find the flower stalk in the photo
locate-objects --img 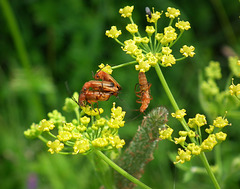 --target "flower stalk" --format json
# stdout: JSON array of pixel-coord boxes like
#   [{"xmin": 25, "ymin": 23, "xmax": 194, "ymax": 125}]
[{"xmin": 94, "ymin": 150, "xmax": 152, "ymax": 189}]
